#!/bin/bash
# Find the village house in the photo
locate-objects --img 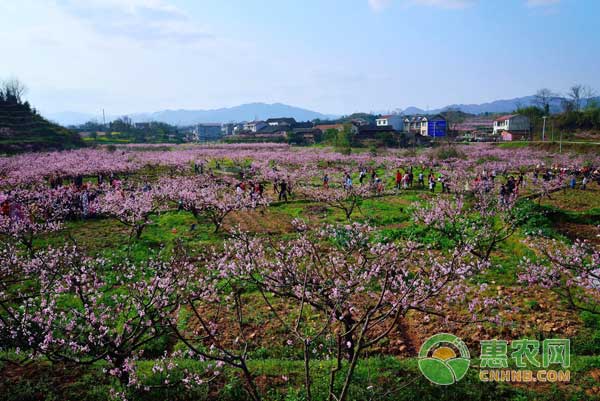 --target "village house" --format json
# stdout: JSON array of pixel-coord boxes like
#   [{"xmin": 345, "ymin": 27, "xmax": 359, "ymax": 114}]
[
  {"xmin": 350, "ymin": 117, "xmax": 369, "ymax": 126},
  {"xmin": 403, "ymin": 116, "xmax": 421, "ymax": 133},
  {"xmin": 194, "ymin": 123, "xmax": 222, "ymax": 141},
  {"xmin": 376, "ymin": 114, "xmax": 404, "ymax": 131},
  {"xmin": 354, "ymin": 124, "xmax": 396, "ymax": 143},
  {"xmin": 254, "ymin": 125, "xmax": 287, "ymax": 138},
  {"xmin": 232, "ymin": 123, "xmax": 245, "ymax": 135},
  {"xmin": 314, "ymin": 123, "xmax": 345, "ymax": 133},
  {"xmin": 292, "ymin": 121, "xmax": 314, "ymax": 129},
  {"xmin": 266, "ymin": 117, "xmax": 296, "ymax": 127},
  {"xmin": 221, "ymin": 123, "xmax": 235, "ymax": 136},
  {"xmin": 453, "ymin": 117, "xmax": 495, "ymax": 141},
  {"xmin": 404, "ymin": 115, "xmax": 447, "ymax": 137},
  {"xmin": 493, "ymin": 114, "xmax": 531, "ymax": 141},
  {"xmin": 243, "ymin": 121, "xmax": 268, "ymax": 133},
  {"xmin": 289, "ymin": 127, "xmax": 322, "ymax": 144}
]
